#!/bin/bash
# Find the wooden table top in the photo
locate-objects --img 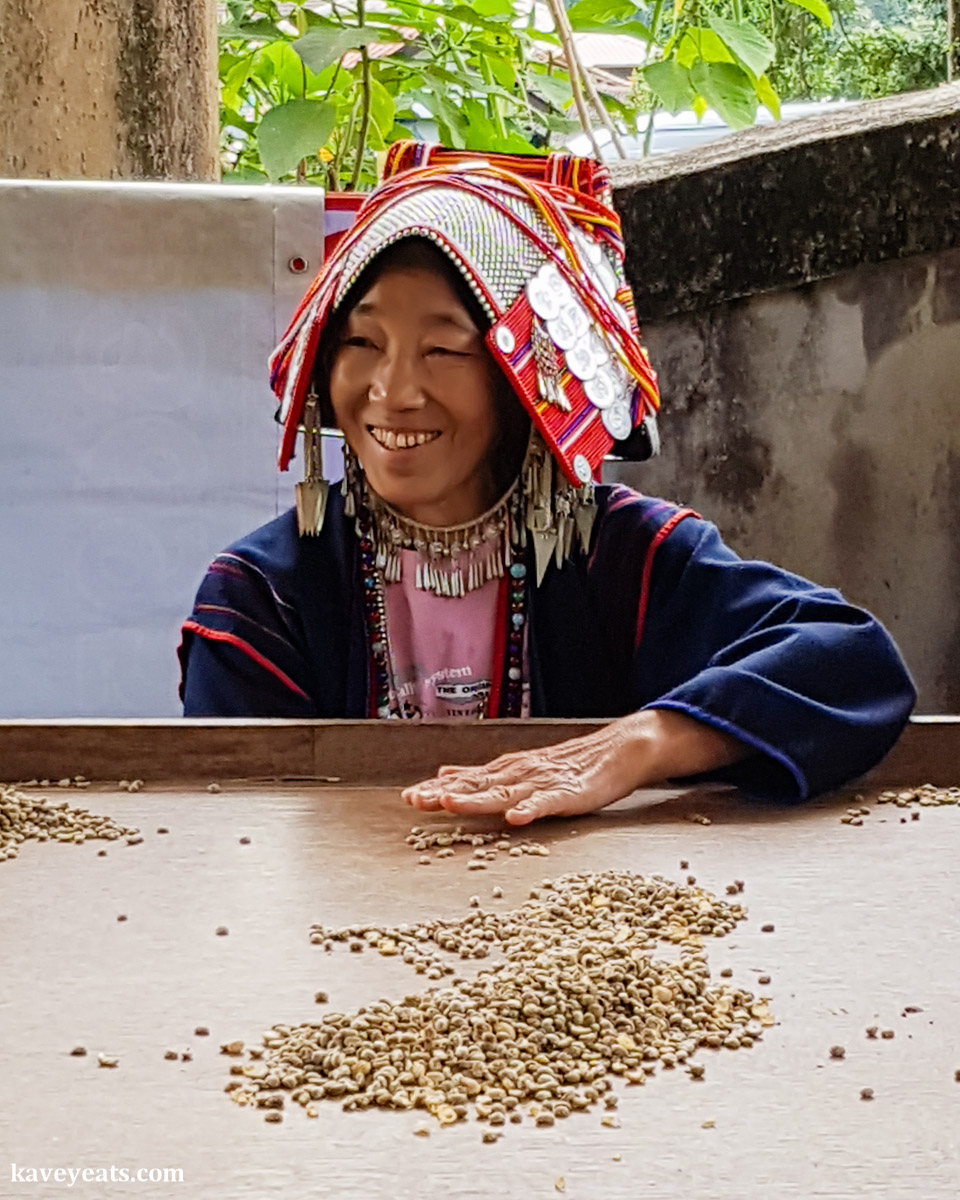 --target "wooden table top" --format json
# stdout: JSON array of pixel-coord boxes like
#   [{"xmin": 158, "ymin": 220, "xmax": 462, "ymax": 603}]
[{"xmin": 2, "ymin": 765, "xmax": 959, "ymax": 1199}]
